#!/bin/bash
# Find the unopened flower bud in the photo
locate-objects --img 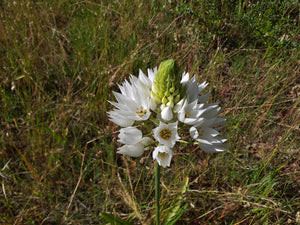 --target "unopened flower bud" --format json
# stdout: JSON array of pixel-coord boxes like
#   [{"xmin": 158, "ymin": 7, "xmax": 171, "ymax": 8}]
[{"xmin": 151, "ymin": 59, "xmax": 185, "ymax": 108}]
